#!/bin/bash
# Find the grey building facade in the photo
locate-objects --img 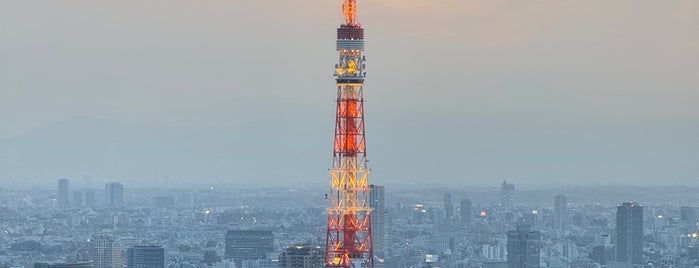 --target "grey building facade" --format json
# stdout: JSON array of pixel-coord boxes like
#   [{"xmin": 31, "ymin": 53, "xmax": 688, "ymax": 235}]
[
  {"xmin": 225, "ymin": 230, "xmax": 274, "ymax": 266},
  {"xmin": 127, "ymin": 245, "xmax": 165, "ymax": 268},
  {"xmin": 507, "ymin": 225, "xmax": 540, "ymax": 268},
  {"xmin": 616, "ymin": 202, "xmax": 643, "ymax": 266}
]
